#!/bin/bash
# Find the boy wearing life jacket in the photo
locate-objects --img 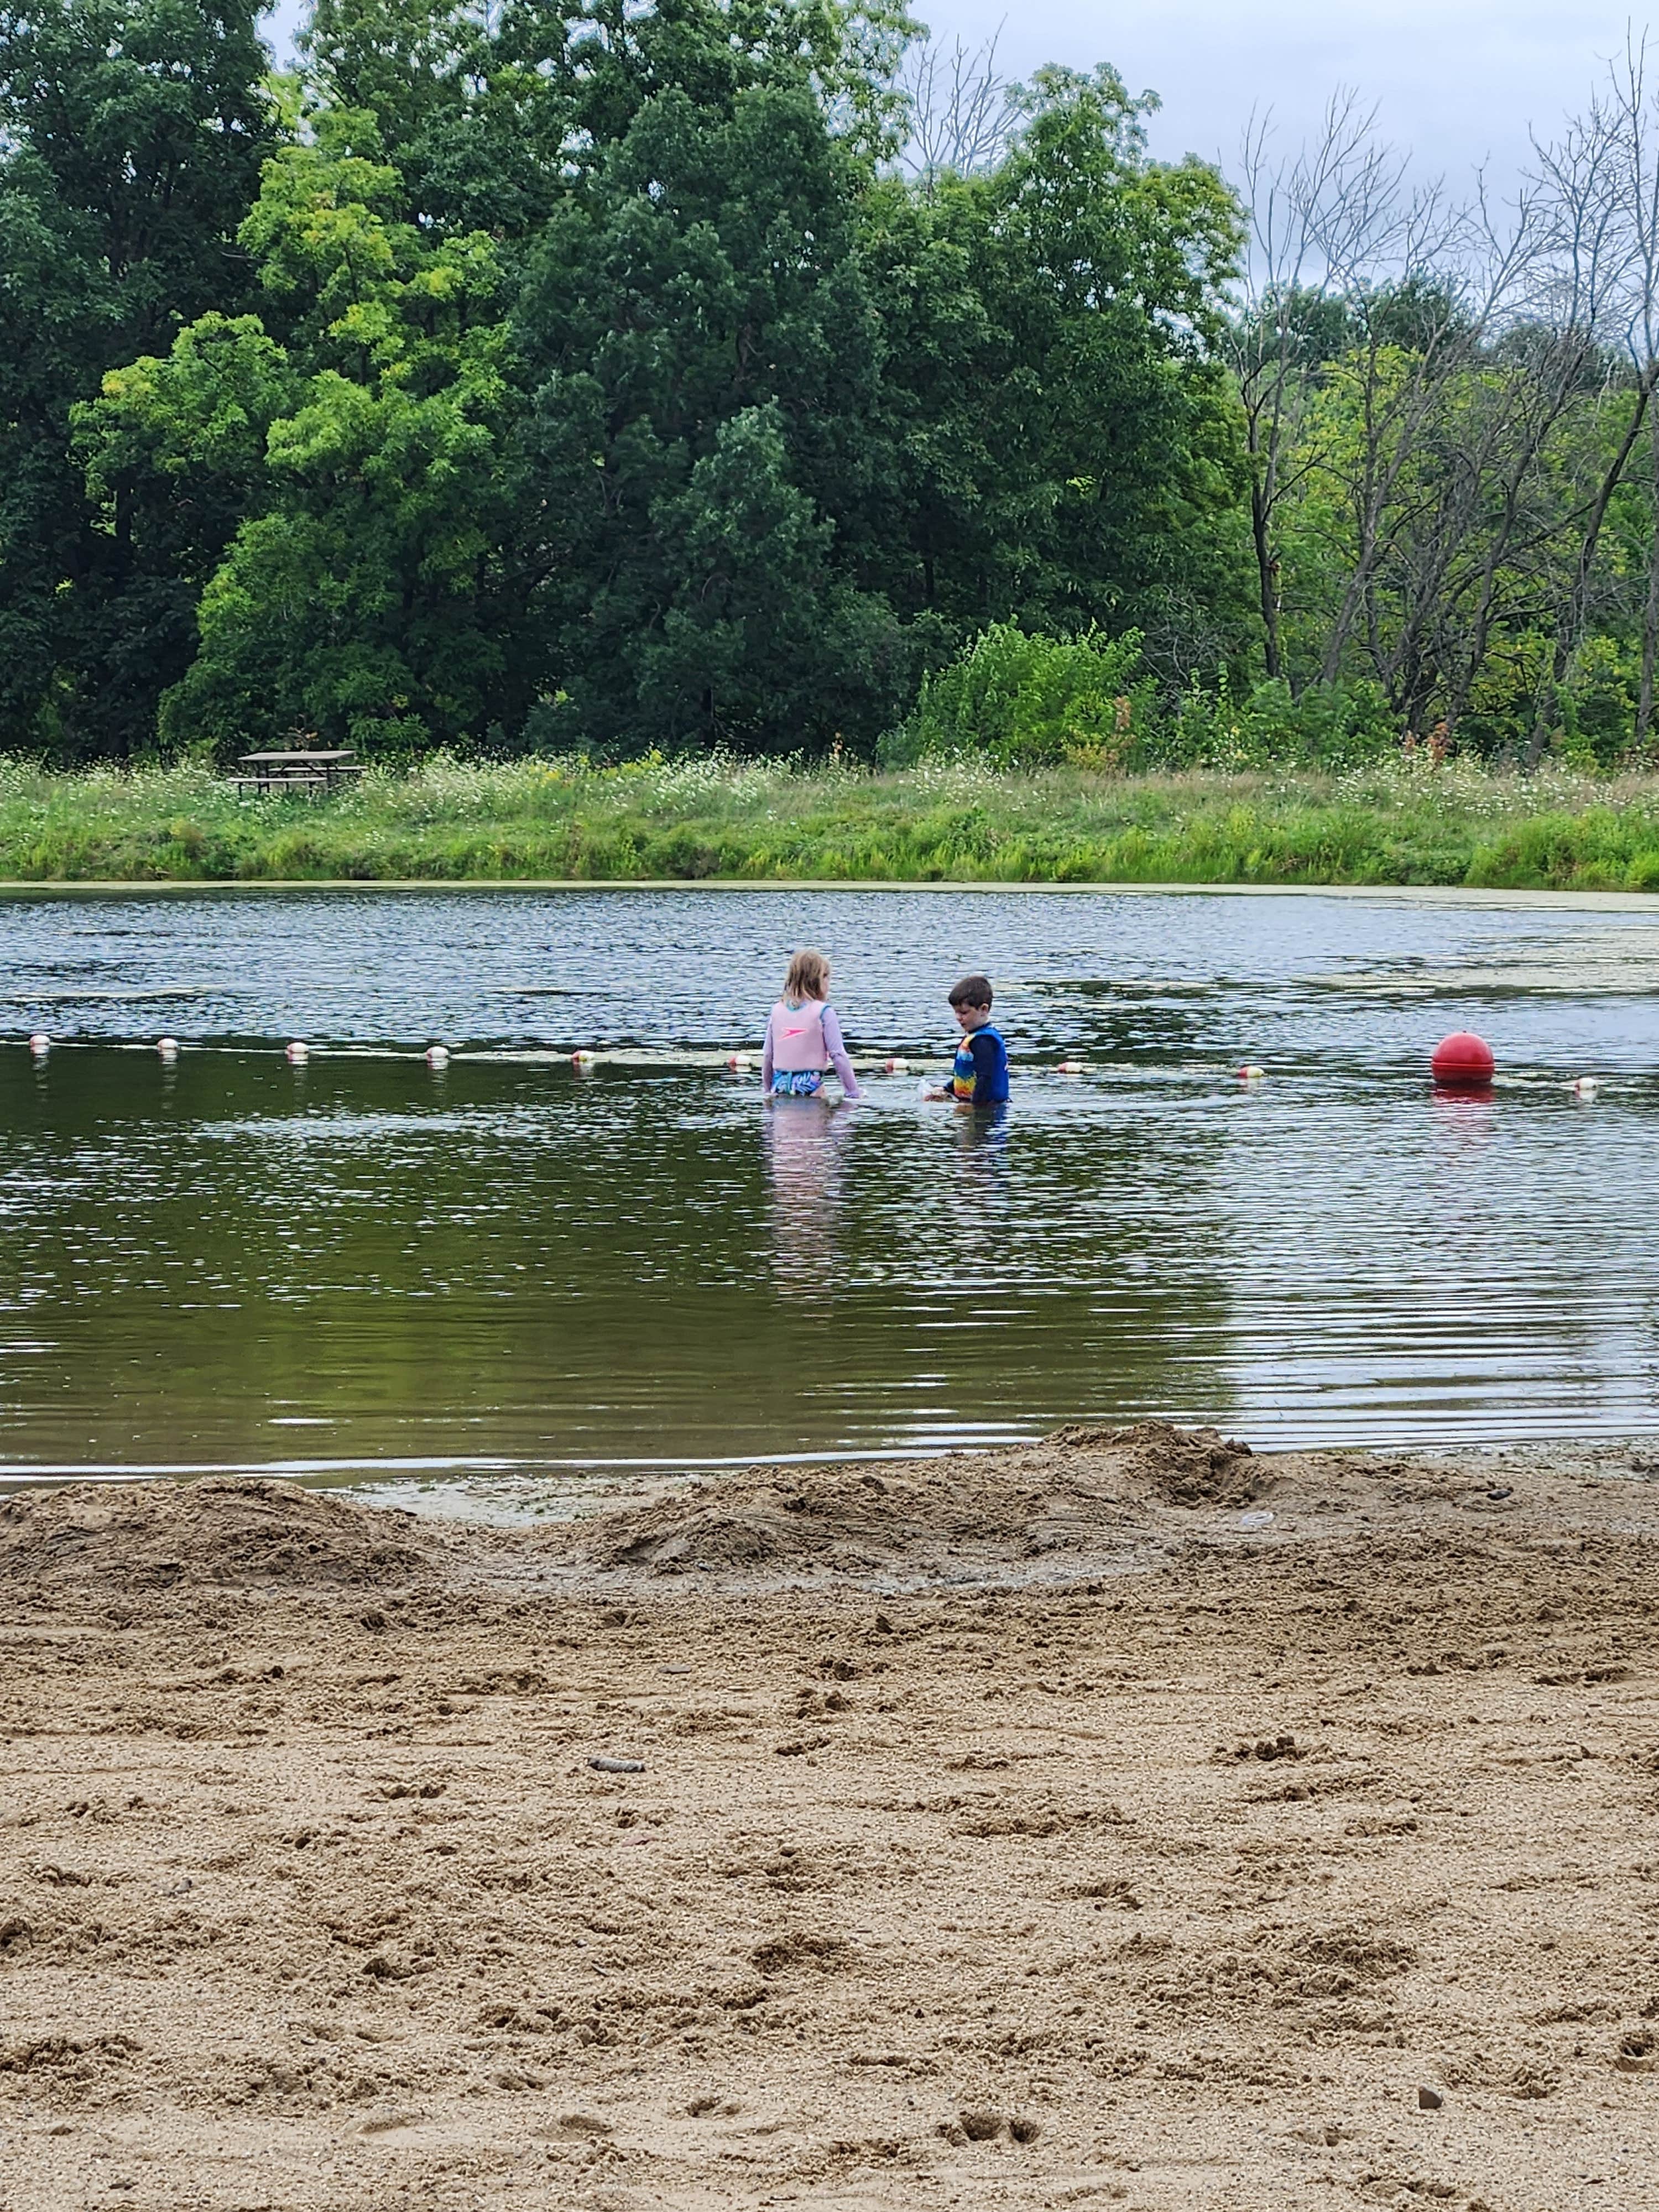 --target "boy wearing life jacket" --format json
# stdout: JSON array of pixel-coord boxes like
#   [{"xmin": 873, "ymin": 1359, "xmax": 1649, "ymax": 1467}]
[{"xmin": 925, "ymin": 974, "xmax": 1010, "ymax": 1106}]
